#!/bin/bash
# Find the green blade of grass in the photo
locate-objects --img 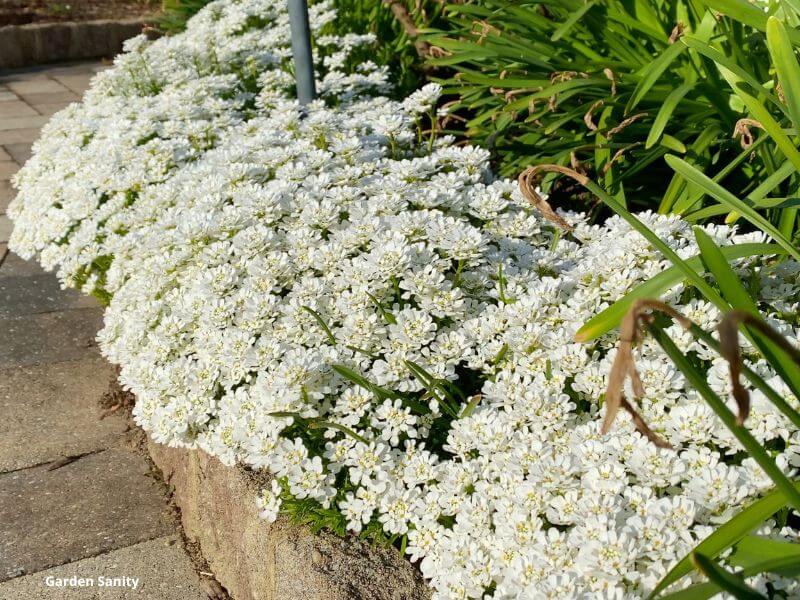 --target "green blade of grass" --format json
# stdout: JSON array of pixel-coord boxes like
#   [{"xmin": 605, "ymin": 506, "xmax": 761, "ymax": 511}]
[
  {"xmin": 694, "ymin": 228, "xmax": 800, "ymax": 400},
  {"xmin": 649, "ymin": 326, "xmax": 800, "ymax": 511},
  {"xmin": 665, "ymin": 155, "xmax": 800, "ymax": 261},
  {"xmin": 691, "ymin": 553, "xmax": 766, "ymax": 599},
  {"xmin": 646, "ymin": 82, "xmax": 695, "ymax": 148},
  {"xmin": 650, "ymin": 484, "xmax": 800, "ymax": 597},
  {"xmin": 659, "ymin": 554, "xmax": 800, "ymax": 599},
  {"xmin": 575, "ymin": 243, "xmax": 784, "ymax": 342}
]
